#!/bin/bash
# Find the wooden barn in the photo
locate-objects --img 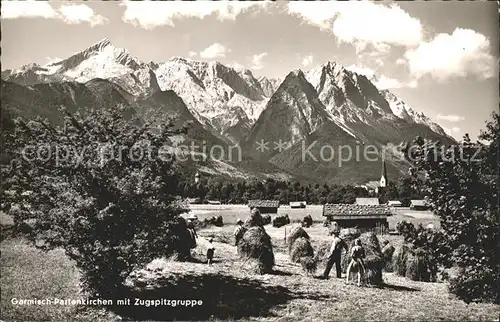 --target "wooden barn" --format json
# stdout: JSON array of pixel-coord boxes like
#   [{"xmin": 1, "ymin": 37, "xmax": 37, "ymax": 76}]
[
  {"xmin": 410, "ymin": 199, "xmax": 430, "ymax": 210},
  {"xmin": 355, "ymin": 198, "xmax": 380, "ymax": 205},
  {"xmin": 322, "ymin": 204, "xmax": 392, "ymax": 230},
  {"xmin": 248, "ymin": 200, "xmax": 280, "ymax": 214},
  {"xmin": 290, "ymin": 201, "xmax": 307, "ymax": 209}
]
